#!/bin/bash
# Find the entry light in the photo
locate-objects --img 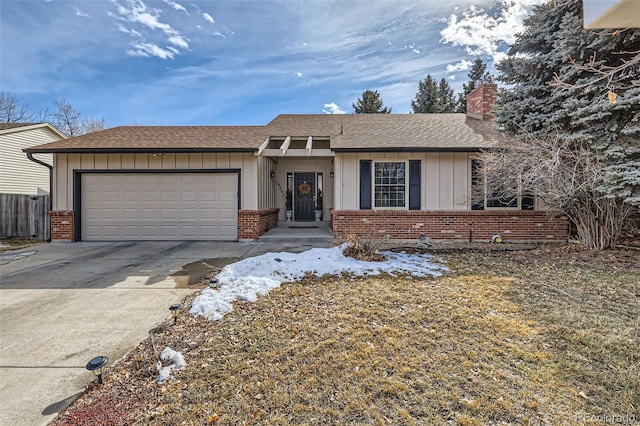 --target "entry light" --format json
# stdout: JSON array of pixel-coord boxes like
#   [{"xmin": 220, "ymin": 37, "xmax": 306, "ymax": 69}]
[
  {"xmin": 169, "ymin": 303, "xmax": 182, "ymax": 324},
  {"xmin": 270, "ymin": 171, "xmax": 276, "ymax": 179},
  {"xmin": 85, "ymin": 355, "xmax": 109, "ymax": 384}
]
